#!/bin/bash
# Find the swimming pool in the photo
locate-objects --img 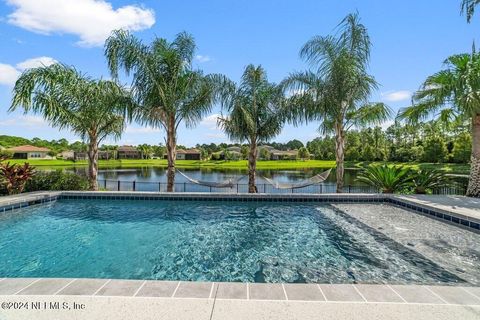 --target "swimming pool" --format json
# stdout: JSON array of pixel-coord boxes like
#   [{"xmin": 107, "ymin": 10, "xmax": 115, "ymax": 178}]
[{"xmin": 0, "ymin": 199, "xmax": 478, "ymax": 284}]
